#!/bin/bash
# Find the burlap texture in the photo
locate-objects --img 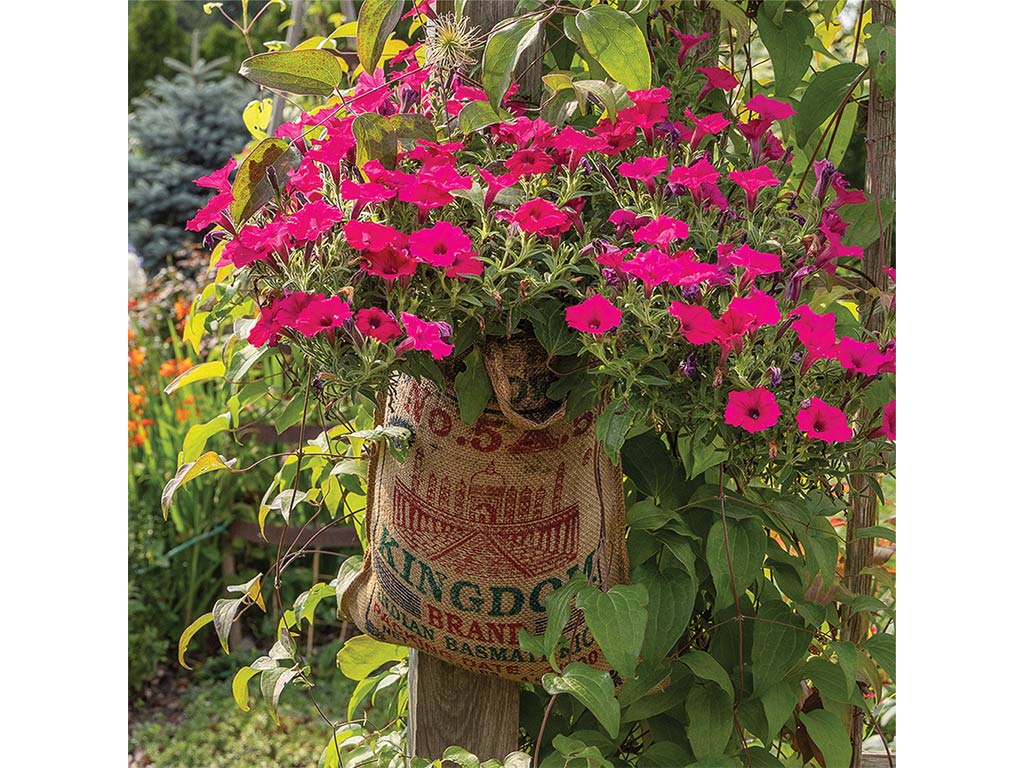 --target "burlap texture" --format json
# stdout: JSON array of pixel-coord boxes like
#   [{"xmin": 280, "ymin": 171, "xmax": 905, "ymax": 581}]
[{"xmin": 341, "ymin": 338, "xmax": 629, "ymax": 682}]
